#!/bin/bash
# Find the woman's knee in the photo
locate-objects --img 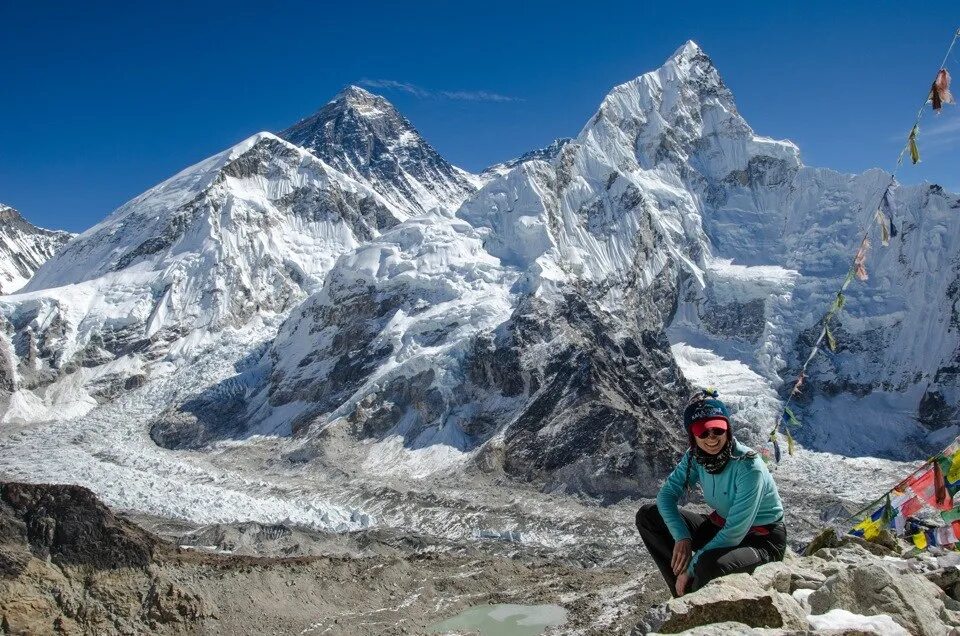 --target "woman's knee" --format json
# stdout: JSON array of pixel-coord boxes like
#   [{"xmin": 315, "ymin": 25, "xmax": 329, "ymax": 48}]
[{"xmin": 636, "ymin": 503, "xmax": 660, "ymax": 532}]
